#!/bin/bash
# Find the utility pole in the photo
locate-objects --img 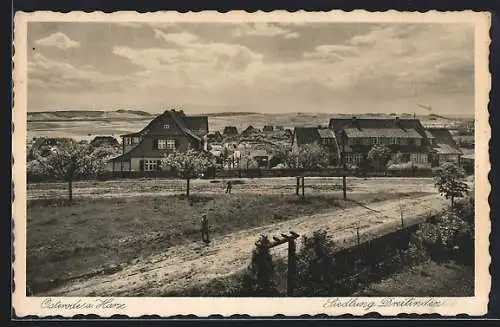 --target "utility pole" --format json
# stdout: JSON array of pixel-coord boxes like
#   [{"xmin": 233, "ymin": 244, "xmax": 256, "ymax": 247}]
[
  {"xmin": 399, "ymin": 199, "xmax": 404, "ymax": 229},
  {"xmin": 342, "ymin": 141, "xmax": 347, "ymax": 200},
  {"xmin": 356, "ymin": 222, "xmax": 360, "ymax": 246},
  {"xmin": 258, "ymin": 231, "xmax": 300, "ymax": 296}
]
